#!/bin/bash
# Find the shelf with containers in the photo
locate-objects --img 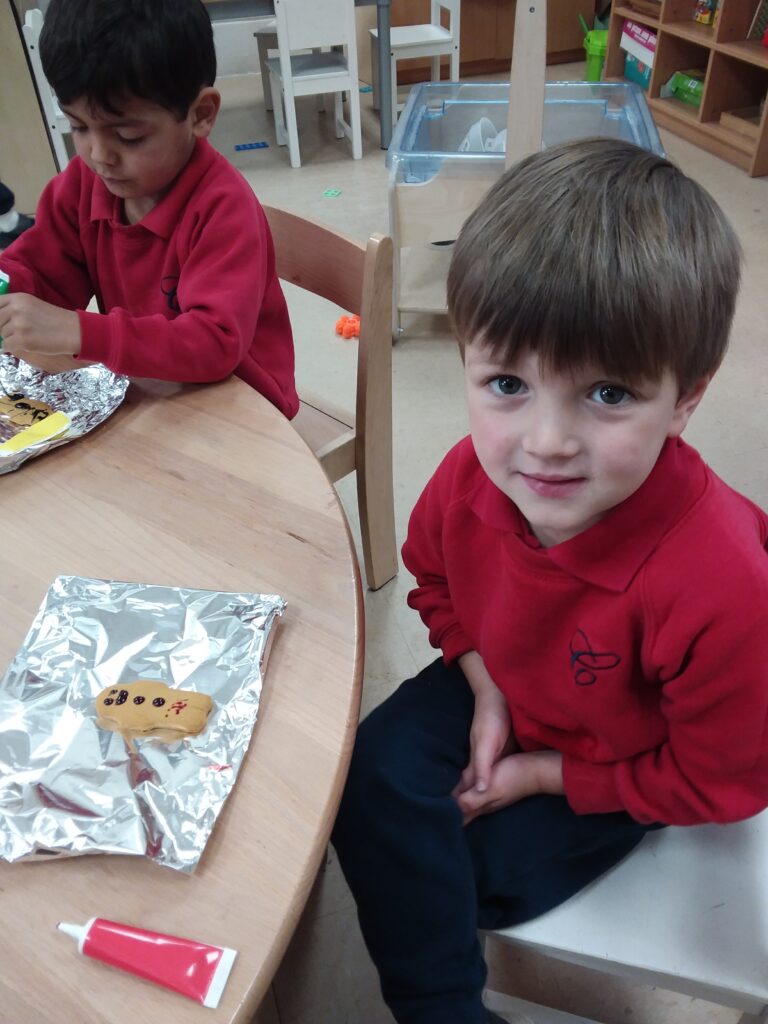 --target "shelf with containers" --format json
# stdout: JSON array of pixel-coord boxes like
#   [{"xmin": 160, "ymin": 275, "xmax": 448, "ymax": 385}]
[{"xmin": 605, "ymin": 0, "xmax": 768, "ymax": 174}]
